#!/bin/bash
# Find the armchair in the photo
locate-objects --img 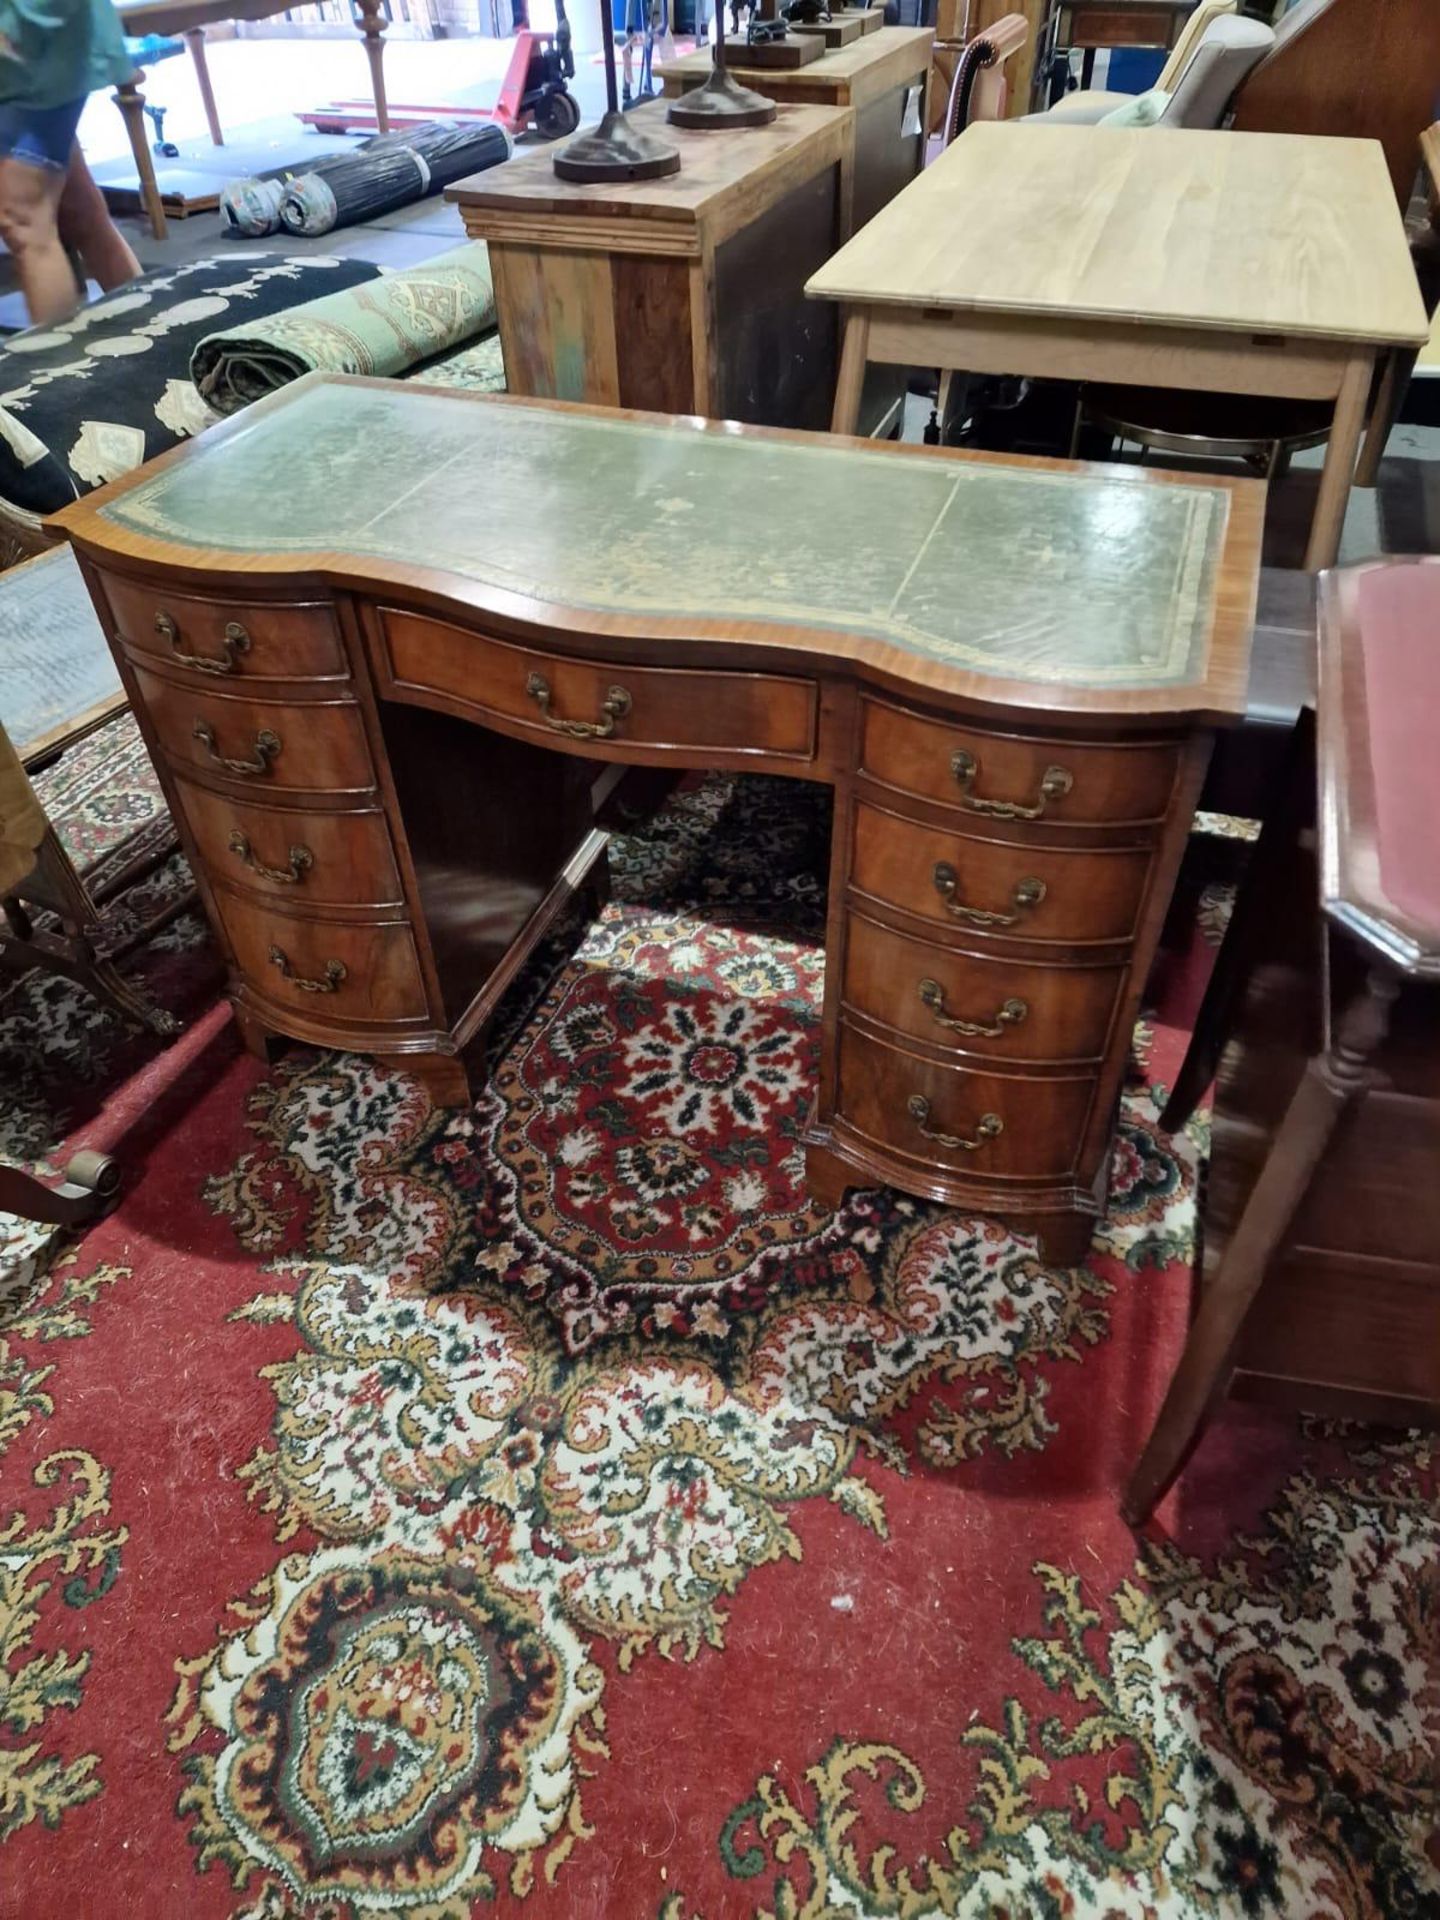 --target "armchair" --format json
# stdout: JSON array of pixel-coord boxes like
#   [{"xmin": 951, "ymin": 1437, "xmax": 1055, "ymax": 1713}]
[
  {"xmin": 928, "ymin": 12, "xmax": 1031, "ymax": 163},
  {"xmin": 1038, "ymin": 0, "xmax": 1237, "ymax": 121}
]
